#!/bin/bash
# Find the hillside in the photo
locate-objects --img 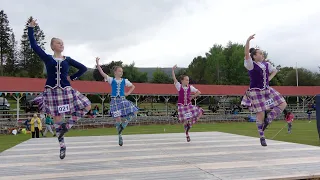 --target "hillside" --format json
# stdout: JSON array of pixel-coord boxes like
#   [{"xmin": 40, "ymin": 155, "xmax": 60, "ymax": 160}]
[{"xmin": 88, "ymin": 67, "xmax": 185, "ymax": 80}]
